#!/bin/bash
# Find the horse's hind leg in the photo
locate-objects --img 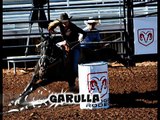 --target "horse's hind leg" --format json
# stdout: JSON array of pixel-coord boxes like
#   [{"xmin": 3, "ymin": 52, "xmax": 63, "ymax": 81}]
[{"xmin": 111, "ymin": 50, "xmax": 129, "ymax": 67}]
